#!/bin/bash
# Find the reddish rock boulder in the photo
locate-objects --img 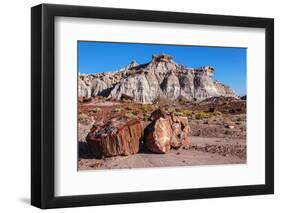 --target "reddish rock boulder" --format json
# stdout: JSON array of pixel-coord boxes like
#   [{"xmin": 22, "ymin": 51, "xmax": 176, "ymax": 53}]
[
  {"xmin": 144, "ymin": 117, "xmax": 174, "ymax": 153},
  {"xmin": 170, "ymin": 115, "xmax": 190, "ymax": 148},
  {"xmin": 86, "ymin": 117, "xmax": 142, "ymax": 158},
  {"xmin": 144, "ymin": 111, "xmax": 190, "ymax": 153}
]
